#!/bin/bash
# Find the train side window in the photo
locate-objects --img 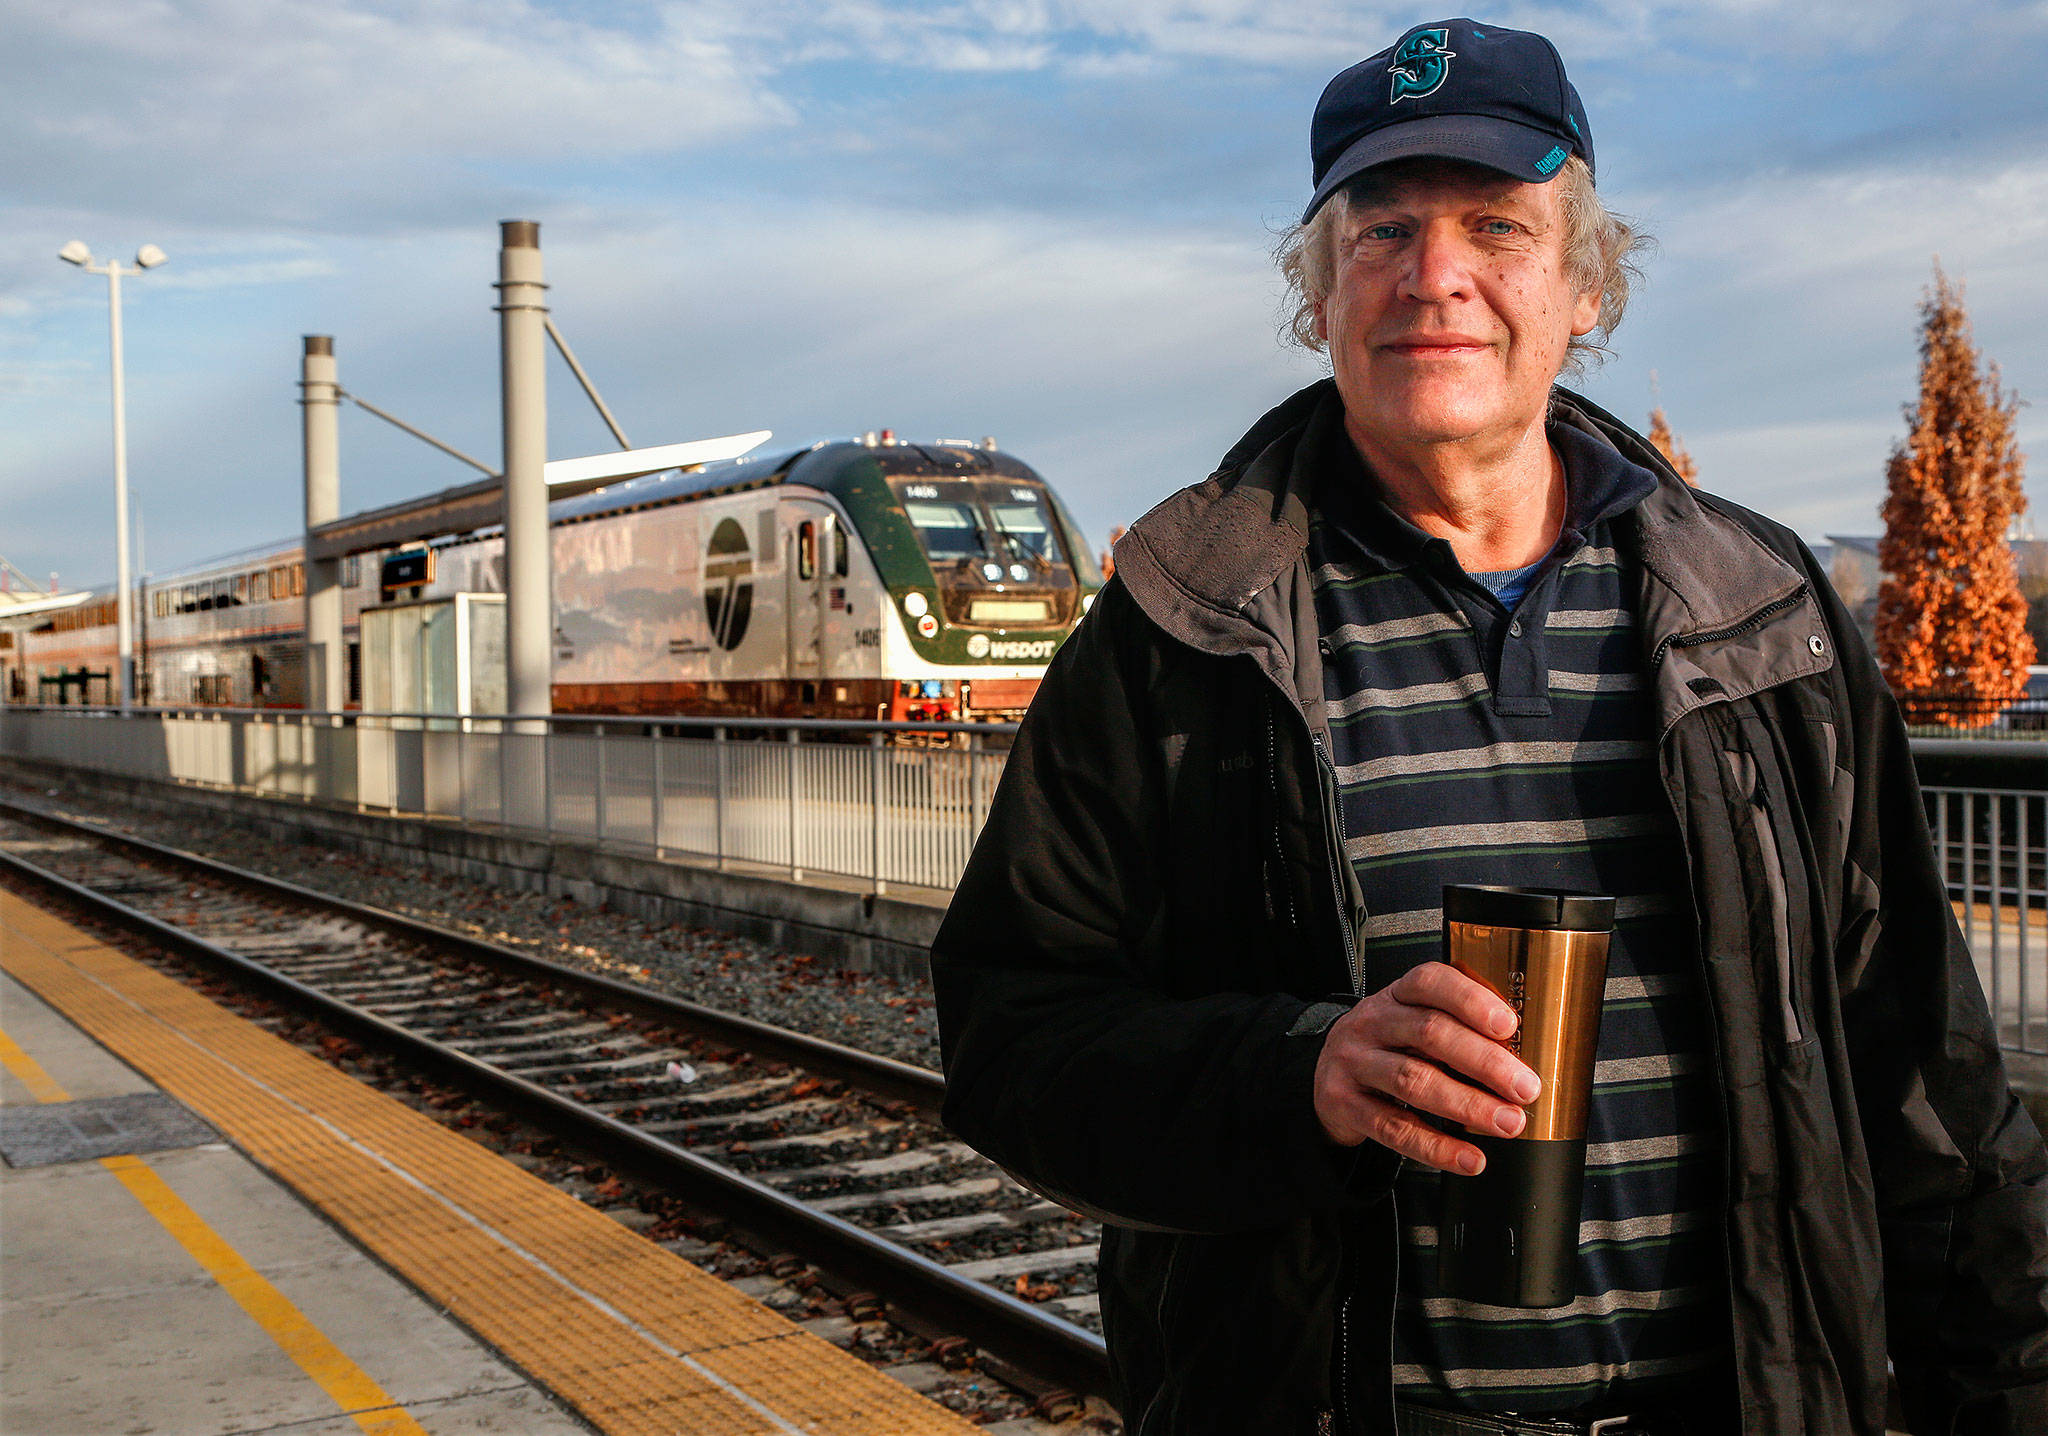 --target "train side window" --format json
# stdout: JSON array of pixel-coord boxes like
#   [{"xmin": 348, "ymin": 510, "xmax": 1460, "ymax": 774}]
[
  {"xmin": 250, "ymin": 570, "xmax": 267, "ymax": 602},
  {"xmin": 153, "ymin": 591, "xmax": 165, "ymax": 619},
  {"xmin": 291, "ymin": 562, "xmax": 305, "ymax": 597},
  {"xmin": 831, "ymin": 522, "xmax": 848, "ymax": 577},
  {"xmin": 270, "ymin": 566, "xmax": 285, "ymax": 597},
  {"xmin": 218, "ymin": 578, "xmax": 235, "ymax": 606},
  {"xmin": 233, "ymin": 574, "xmax": 247, "ymax": 603},
  {"xmin": 798, "ymin": 522, "xmax": 817, "ymax": 581}
]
